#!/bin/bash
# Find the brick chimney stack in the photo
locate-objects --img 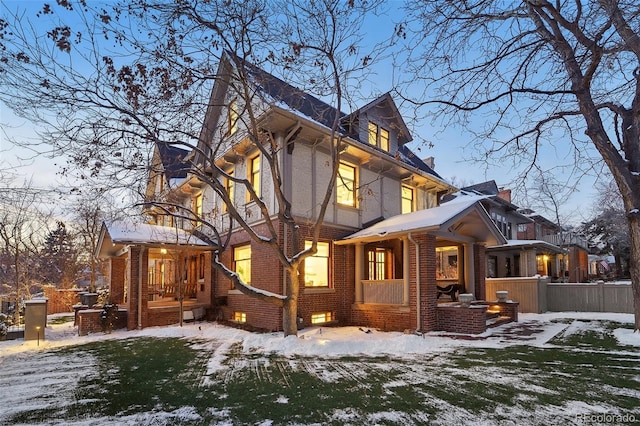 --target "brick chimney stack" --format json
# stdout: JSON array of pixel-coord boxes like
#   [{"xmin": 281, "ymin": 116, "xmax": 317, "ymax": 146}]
[{"xmin": 497, "ymin": 188, "xmax": 512, "ymax": 203}]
